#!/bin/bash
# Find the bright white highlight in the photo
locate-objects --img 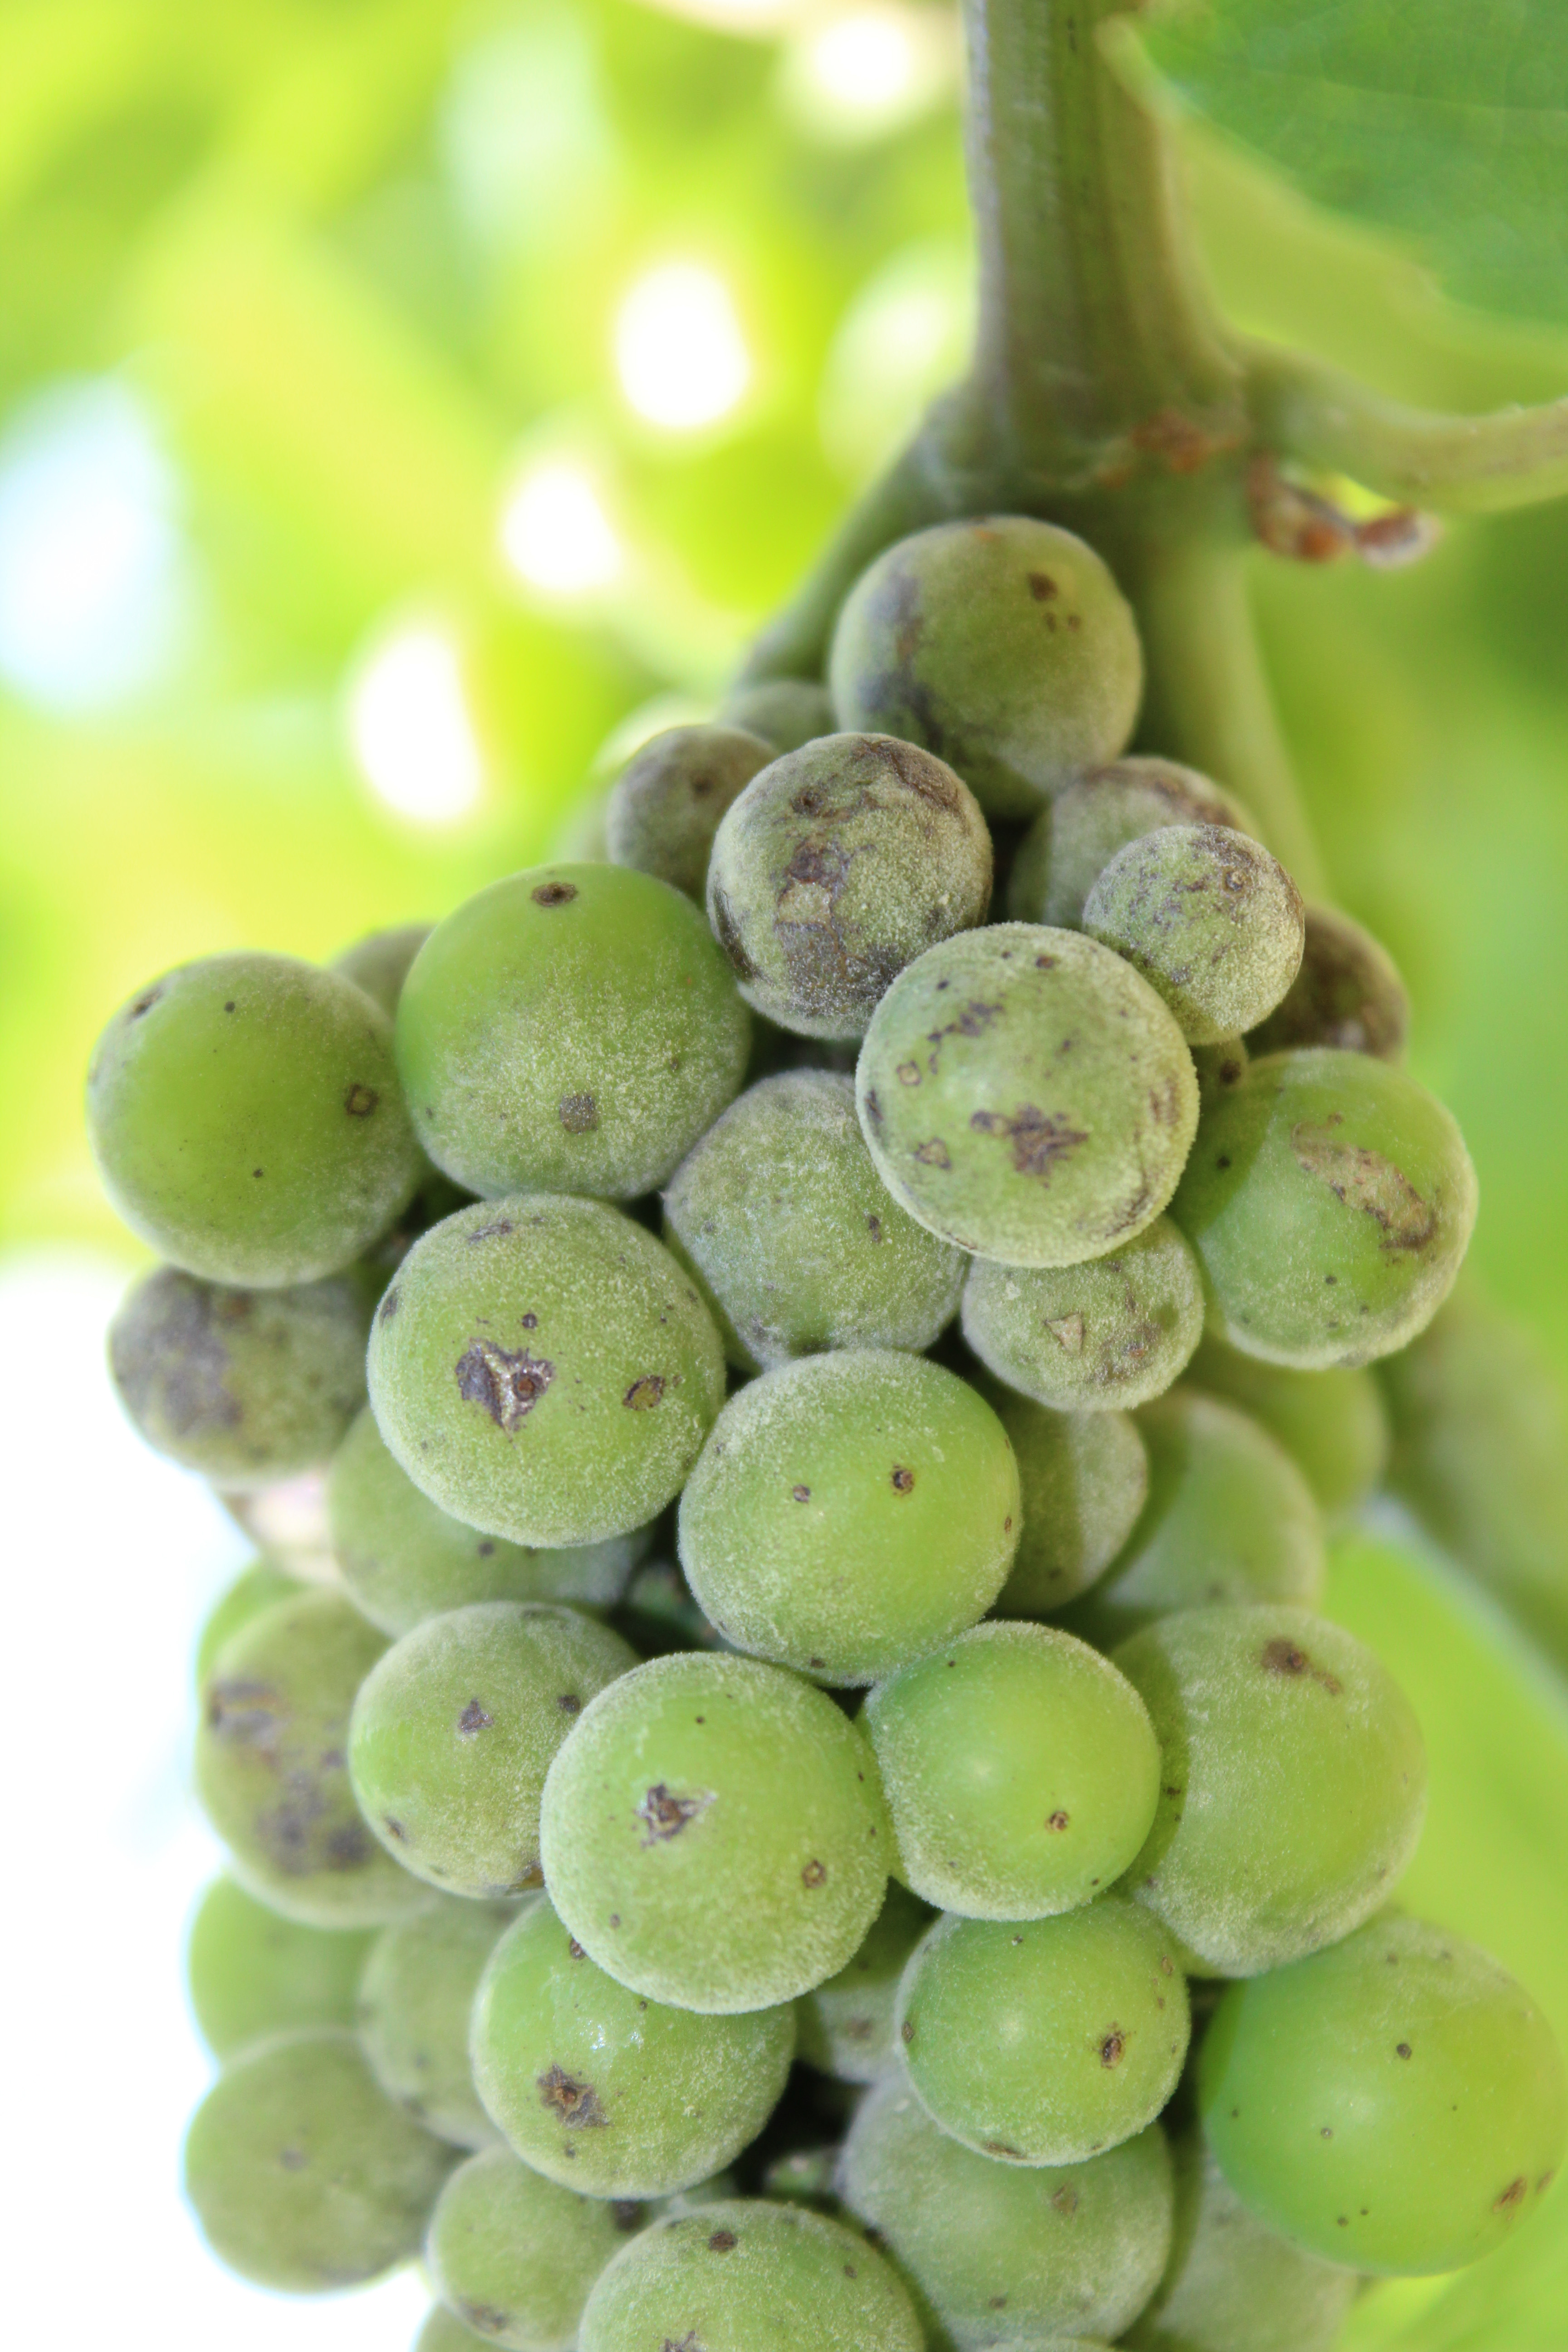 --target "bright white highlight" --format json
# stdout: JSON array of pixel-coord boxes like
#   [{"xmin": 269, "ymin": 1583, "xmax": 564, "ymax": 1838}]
[
  {"xmin": 347, "ymin": 623, "xmax": 485, "ymax": 825},
  {"xmin": 614, "ymin": 263, "xmax": 751, "ymax": 431},
  {"xmin": 784, "ymin": 5, "xmax": 958, "ymax": 144},
  {"xmin": 811, "ymin": 11, "xmax": 918, "ymax": 110},
  {"xmin": 499, "ymin": 459, "xmax": 624, "ymax": 596}
]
